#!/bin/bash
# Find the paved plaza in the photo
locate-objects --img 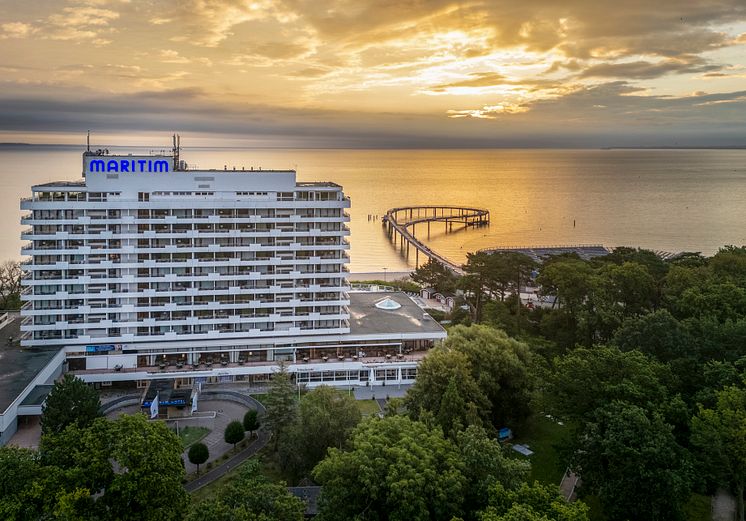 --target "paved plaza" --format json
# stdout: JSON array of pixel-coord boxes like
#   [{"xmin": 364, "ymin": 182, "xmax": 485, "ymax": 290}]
[{"xmin": 105, "ymin": 398, "xmax": 253, "ymax": 473}]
